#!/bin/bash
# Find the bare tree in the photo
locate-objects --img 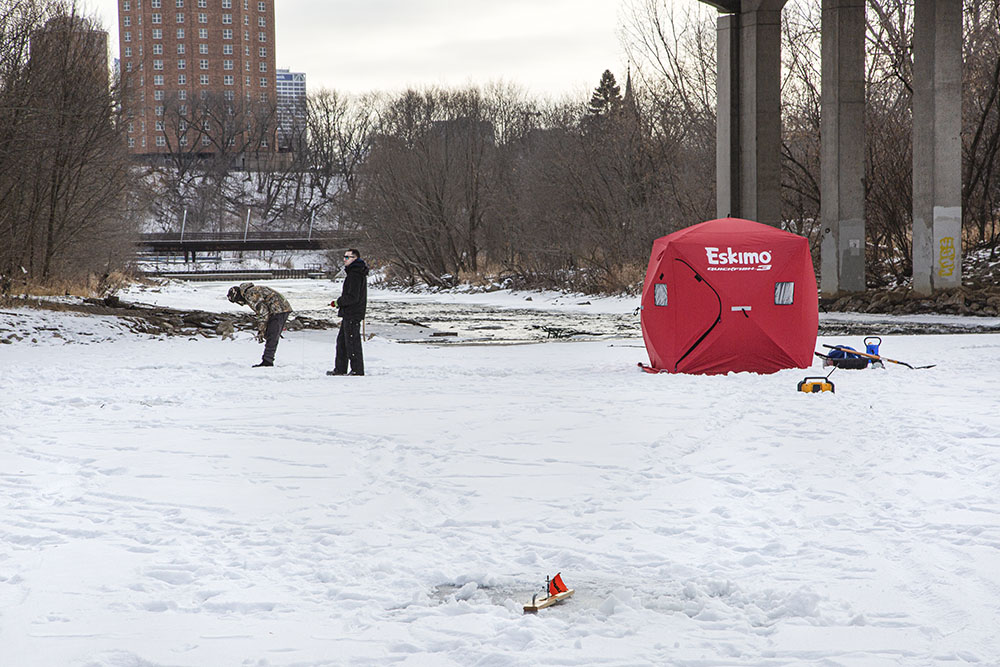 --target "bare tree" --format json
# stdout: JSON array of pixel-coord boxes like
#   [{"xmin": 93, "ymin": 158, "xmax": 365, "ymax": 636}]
[
  {"xmin": 355, "ymin": 88, "xmax": 500, "ymax": 286},
  {"xmin": 1, "ymin": 1, "xmax": 135, "ymax": 285},
  {"xmin": 963, "ymin": 0, "xmax": 1000, "ymax": 252}
]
